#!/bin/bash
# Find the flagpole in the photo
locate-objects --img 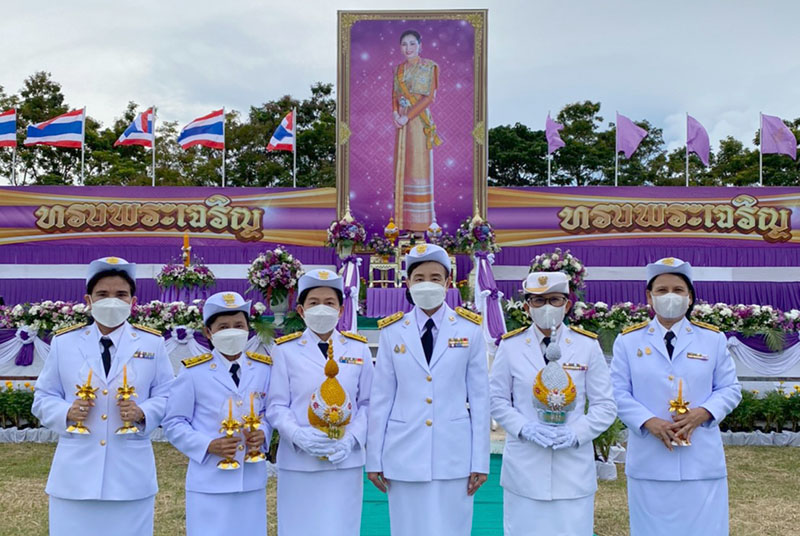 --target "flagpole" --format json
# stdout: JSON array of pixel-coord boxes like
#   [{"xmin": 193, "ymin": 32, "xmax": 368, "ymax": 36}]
[
  {"xmin": 151, "ymin": 106, "xmax": 157, "ymax": 187},
  {"xmin": 614, "ymin": 110, "xmax": 619, "ymax": 187},
  {"xmin": 11, "ymin": 145, "xmax": 16, "ymax": 185},
  {"xmin": 222, "ymin": 107, "xmax": 226, "ymax": 188},
  {"xmin": 614, "ymin": 151, "xmax": 619, "ymax": 187},
  {"xmin": 759, "ymin": 112, "xmax": 763, "ymax": 187},
  {"xmin": 292, "ymin": 107, "xmax": 297, "ymax": 188},
  {"xmin": 685, "ymin": 112, "xmax": 689, "ymax": 187},
  {"xmin": 547, "ymin": 154, "xmax": 551, "ymax": 187},
  {"xmin": 81, "ymin": 106, "xmax": 86, "ymax": 183}
]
